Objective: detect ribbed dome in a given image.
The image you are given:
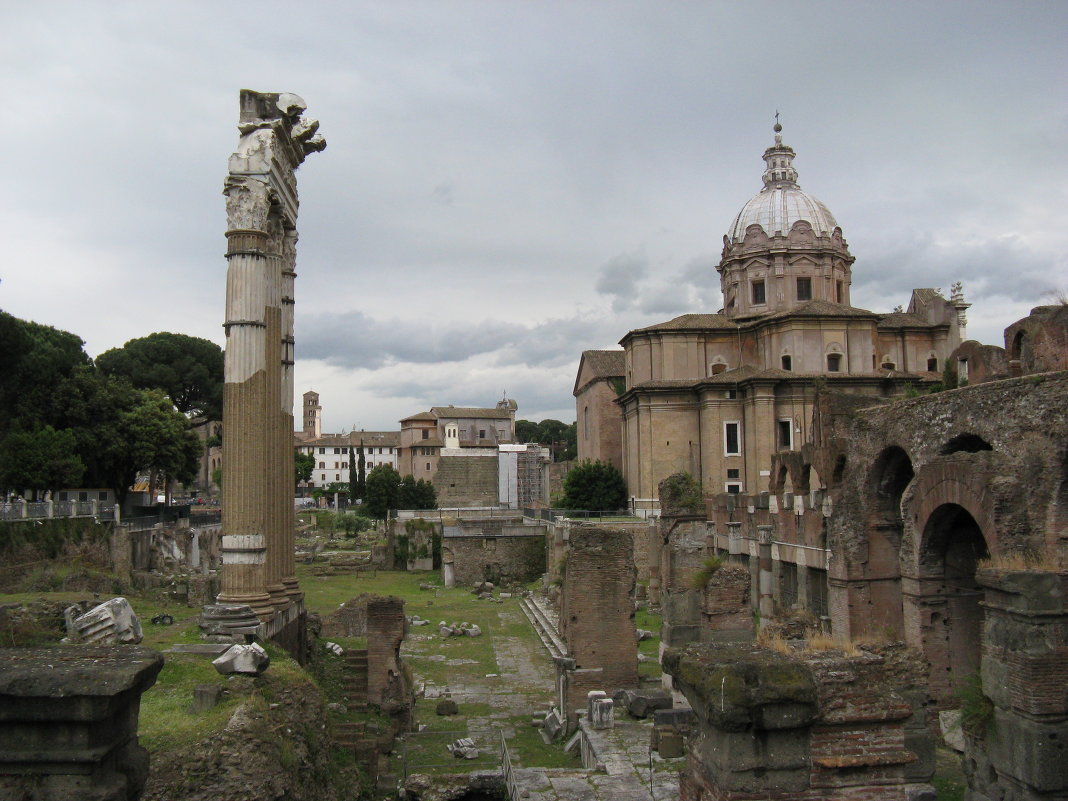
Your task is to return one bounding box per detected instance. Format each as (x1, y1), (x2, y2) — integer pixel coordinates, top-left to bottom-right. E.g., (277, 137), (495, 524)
(727, 129), (839, 242)
(728, 187), (838, 241)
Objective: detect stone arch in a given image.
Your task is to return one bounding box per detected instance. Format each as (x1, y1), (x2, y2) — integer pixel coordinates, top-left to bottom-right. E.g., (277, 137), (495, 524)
(939, 433), (993, 456)
(709, 356), (728, 376)
(901, 462), (997, 706)
(852, 446), (915, 638)
(915, 503), (989, 705)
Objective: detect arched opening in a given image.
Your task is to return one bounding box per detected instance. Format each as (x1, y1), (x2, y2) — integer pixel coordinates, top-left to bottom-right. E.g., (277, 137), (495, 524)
(1009, 330), (1026, 376)
(827, 353), (842, 372)
(871, 446), (914, 521)
(940, 433), (993, 456)
(781, 354), (792, 371)
(710, 362), (727, 375)
(831, 454), (847, 488)
(860, 446), (915, 637)
(919, 504), (989, 704)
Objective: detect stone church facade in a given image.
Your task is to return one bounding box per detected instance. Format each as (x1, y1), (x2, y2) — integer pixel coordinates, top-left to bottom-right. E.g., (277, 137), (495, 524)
(577, 126), (969, 506)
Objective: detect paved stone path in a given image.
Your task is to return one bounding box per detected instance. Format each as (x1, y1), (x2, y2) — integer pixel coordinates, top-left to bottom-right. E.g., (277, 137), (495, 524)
(405, 597), (683, 800)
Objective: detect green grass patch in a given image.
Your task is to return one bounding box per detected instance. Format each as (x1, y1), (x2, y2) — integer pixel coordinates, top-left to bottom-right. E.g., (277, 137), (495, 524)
(138, 654), (242, 752)
(506, 716), (581, 769)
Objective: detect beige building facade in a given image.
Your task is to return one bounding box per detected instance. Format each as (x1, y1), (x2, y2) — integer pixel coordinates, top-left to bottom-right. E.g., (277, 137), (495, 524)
(578, 126), (969, 506)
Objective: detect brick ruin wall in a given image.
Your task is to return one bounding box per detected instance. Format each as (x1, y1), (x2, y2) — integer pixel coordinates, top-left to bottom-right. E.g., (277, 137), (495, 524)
(365, 596), (413, 728)
(443, 532), (546, 586)
(432, 455), (498, 507)
(962, 569), (1068, 800)
(663, 641), (934, 801)
(559, 525), (639, 710)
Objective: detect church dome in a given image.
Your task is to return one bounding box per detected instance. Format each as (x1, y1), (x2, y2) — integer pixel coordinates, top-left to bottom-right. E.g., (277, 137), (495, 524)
(727, 126), (839, 242)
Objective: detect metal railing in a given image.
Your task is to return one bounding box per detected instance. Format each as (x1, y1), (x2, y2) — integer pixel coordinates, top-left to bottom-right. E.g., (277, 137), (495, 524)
(0, 499), (117, 523)
(521, 508), (639, 523)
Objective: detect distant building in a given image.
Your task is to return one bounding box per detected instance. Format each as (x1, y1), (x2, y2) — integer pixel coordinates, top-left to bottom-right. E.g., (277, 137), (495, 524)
(577, 125), (969, 508)
(397, 399), (518, 481)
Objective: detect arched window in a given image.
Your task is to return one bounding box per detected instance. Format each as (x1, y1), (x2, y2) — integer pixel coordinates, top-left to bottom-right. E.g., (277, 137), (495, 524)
(827, 353), (842, 372)
(781, 355), (792, 371)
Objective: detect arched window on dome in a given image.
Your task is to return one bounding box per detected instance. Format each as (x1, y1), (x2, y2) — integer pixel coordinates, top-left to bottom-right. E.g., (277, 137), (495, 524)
(709, 357), (728, 376)
(781, 355), (792, 371)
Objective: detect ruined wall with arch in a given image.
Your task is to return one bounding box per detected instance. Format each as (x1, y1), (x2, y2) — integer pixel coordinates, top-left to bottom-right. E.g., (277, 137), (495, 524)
(810, 372), (1068, 707)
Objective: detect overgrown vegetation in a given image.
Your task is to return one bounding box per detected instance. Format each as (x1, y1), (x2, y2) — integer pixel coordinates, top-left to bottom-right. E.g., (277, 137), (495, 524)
(690, 556), (724, 589)
(661, 472), (704, 515)
(957, 672), (995, 736)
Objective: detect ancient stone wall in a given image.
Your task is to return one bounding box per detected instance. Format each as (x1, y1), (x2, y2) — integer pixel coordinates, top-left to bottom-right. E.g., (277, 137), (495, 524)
(558, 525), (639, 711)
(808, 372), (1068, 706)
(432, 455), (498, 507)
(365, 596), (413, 730)
(963, 568), (1068, 800)
(663, 641), (933, 800)
(1004, 304), (1068, 377)
(442, 532), (545, 586)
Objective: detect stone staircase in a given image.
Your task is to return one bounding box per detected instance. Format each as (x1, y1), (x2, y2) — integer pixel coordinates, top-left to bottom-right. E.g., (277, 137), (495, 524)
(520, 596), (567, 659)
(343, 648), (369, 710)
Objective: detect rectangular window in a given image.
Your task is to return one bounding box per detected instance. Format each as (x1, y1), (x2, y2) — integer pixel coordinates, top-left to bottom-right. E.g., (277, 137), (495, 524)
(724, 421), (740, 456)
(808, 568), (829, 617)
(99, 491), (108, 501)
(368, 462), (374, 468)
(727, 468), (740, 479)
(751, 280), (766, 305)
(422, 430), (429, 439)
(725, 482), (743, 494)
(836, 281), (843, 303)
(320, 473), (326, 481)
(796, 277), (811, 301)
(335, 474), (340, 481)
(780, 562), (799, 607)
(318, 447), (325, 454)
(479, 429), (486, 439)
(426, 462), (431, 471)
(341, 447), (347, 454)
(319, 462), (325, 469)
(827, 353), (842, 372)
(778, 419), (793, 450)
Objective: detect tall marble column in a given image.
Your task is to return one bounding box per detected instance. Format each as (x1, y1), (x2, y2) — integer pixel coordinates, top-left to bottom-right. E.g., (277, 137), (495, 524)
(215, 91), (324, 622)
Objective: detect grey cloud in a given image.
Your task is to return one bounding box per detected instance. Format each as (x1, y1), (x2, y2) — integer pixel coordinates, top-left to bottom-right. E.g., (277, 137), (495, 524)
(299, 311), (525, 369)
(594, 251), (649, 312)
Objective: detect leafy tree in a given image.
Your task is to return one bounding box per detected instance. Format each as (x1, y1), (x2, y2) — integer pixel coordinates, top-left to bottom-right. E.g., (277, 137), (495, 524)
(349, 442), (366, 500)
(0, 312), (90, 438)
(560, 460), (627, 512)
(364, 464), (401, 519)
(295, 452), (315, 487)
(398, 475), (436, 510)
(514, 418), (578, 461)
(211, 466), (222, 490)
(50, 367), (199, 504)
(0, 426), (85, 496)
(96, 332), (224, 421)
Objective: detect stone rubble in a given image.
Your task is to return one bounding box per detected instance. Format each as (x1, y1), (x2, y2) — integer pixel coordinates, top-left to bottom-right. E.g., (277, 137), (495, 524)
(212, 642), (270, 675)
(63, 597), (143, 644)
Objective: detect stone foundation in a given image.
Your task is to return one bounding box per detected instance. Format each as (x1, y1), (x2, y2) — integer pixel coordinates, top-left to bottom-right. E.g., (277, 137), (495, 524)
(962, 569), (1068, 801)
(663, 641), (933, 800)
(0, 645), (163, 801)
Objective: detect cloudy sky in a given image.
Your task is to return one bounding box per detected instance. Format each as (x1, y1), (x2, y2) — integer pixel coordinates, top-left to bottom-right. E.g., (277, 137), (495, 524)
(2, 2), (1065, 432)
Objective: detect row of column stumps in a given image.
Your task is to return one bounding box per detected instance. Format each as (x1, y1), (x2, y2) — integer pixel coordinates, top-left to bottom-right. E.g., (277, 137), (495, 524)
(216, 90), (324, 621)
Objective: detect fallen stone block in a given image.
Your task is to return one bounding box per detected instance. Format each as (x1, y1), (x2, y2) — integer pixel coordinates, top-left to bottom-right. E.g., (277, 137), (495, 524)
(636, 628), (654, 641)
(653, 708), (696, 728)
(212, 642), (270, 675)
(190, 683), (224, 713)
(64, 597), (143, 645)
(325, 641), (344, 656)
(448, 737), (479, 759)
(624, 688), (672, 719)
